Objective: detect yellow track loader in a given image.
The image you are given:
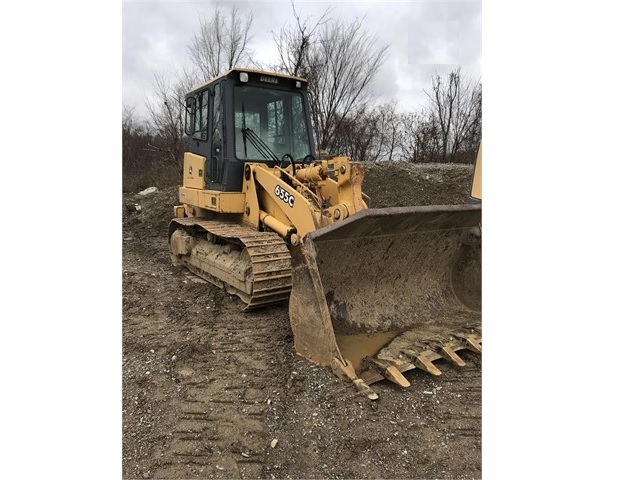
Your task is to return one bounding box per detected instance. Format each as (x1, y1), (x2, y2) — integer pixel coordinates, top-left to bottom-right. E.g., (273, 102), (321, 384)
(169, 68), (481, 399)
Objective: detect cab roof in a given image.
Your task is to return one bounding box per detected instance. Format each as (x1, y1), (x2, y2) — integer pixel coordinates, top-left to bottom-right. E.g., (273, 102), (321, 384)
(188, 67), (308, 95)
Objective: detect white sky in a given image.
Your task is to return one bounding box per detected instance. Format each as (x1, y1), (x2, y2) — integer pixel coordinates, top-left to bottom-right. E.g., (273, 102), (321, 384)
(122, 0), (482, 120)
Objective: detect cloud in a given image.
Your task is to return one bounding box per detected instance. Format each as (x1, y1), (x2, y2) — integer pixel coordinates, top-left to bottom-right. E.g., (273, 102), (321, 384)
(122, 0), (481, 118)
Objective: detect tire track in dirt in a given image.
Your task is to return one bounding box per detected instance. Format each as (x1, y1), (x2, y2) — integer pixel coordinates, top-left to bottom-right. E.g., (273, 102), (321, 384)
(401, 350), (482, 477)
(152, 291), (292, 479)
(123, 235), (481, 479)
(122, 230), (293, 479)
(261, 346), (481, 479)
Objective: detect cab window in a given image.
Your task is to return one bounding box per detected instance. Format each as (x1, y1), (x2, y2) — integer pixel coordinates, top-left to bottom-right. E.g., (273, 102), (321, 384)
(191, 91), (208, 141)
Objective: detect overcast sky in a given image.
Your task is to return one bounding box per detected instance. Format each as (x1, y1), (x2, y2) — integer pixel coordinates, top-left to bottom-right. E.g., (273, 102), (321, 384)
(122, 0), (481, 120)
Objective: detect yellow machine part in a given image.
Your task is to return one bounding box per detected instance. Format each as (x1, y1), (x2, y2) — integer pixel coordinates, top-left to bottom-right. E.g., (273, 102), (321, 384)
(288, 203), (481, 396)
(470, 143), (482, 201)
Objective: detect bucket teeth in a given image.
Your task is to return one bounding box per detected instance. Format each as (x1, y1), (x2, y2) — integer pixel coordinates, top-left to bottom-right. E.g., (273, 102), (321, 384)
(352, 378), (379, 400)
(454, 333), (482, 354)
(414, 355), (442, 376)
(400, 349), (442, 376)
(423, 339), (467, 367)
(385, 365), (411, 388)
(437, 344), (467, 367)
(332, 357), (379, 400)
(370, 359), (410, 388)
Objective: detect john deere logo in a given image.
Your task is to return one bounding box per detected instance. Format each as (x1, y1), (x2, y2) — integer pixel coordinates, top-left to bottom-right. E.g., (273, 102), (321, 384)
(260, 75), (279, 84)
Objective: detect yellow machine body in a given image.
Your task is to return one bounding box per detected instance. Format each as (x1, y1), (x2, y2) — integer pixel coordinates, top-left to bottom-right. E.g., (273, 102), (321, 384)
(169, 68), (481, 398)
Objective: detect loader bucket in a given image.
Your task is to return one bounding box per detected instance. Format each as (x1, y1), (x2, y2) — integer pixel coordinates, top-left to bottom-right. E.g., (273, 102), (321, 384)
(288, 203), (481, 396)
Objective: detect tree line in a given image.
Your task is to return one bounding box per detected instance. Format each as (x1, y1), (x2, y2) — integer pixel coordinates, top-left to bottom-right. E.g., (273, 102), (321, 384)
(123, 2), (481, 191)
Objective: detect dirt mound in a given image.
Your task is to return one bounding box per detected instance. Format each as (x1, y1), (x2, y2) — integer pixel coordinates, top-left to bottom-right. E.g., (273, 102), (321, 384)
(363, 162), (474, 207)
(122, 162), (480, 479)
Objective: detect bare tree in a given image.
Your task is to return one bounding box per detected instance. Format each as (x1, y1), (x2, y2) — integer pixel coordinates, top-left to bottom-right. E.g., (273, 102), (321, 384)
(330, 103), (400, 161)
(123, 102), (184, 191)
(144, 68), (196, 169)
(425, 68), (482, 163)
(188, 3), (254, 81)
(372, 102), (399, 161)
(125, 67), (197, 190)
(310, 18), (388, 153)
(129, 4), (256, 190)
(328, 109), (375, 161)
(144, 4), (255, 172)
(274, 4), (388, 154)
(397, 111), (441, 163)
(122, 105), (145, 174)
(272, 1), (333, 77)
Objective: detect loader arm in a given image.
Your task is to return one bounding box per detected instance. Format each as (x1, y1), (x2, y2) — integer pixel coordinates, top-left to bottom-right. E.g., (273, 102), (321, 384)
(245, 164), (320, 244)
(243, 159), (369, 243)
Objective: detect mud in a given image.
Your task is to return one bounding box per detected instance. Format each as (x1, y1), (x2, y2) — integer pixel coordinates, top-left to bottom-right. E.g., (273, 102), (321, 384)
(123, 161), (481, 479)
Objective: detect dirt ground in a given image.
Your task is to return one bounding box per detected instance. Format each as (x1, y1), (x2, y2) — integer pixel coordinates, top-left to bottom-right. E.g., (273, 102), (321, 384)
(122, 162), (481, 480)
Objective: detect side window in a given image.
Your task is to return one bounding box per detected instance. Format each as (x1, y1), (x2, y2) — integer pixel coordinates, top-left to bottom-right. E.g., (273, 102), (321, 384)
(291, 95), (309, 158)
(212, 83), (222, 155)
(267, 100), (285, 145)
(210, 83), (223, 182)
(184, 96), (195, 136)
(192, 91), (209, 141)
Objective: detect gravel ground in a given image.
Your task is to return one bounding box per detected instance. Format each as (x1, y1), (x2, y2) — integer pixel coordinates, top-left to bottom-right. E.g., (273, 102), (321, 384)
(122, 161), (481, 479)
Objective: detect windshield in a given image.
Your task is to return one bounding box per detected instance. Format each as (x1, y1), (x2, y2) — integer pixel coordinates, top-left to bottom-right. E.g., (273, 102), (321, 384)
(234, 85), (311, 162)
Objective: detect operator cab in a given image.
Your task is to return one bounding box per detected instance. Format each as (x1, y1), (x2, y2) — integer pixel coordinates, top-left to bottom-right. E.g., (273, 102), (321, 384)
(184, 68), (317, 192)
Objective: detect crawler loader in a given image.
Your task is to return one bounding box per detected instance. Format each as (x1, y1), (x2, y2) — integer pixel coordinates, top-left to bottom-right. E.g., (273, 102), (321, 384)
(169, 68), (481, 399)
